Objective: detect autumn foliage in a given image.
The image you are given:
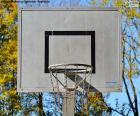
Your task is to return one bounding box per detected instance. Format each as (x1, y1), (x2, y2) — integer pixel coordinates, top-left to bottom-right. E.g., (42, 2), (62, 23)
(0, 0), (21, 115)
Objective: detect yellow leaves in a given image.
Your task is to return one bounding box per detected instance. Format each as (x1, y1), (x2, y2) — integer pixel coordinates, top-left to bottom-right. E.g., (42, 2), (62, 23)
(91, 0), (140, 21)
(8, 25), (18, 39)
(0, 39), (17, 89)
(0, 8), (3, 14)
(0, 96), (6, 100)
(90, 0), (96, 5)
(115, 0), (124, 7)
(0, 0), (17, 12)
(0, 2), (17, 92)
(0, 39), (17, 58)
(91, 0), (109, 7)
(87, 92), (108, 111)
(127, 59), (138, 78)
(0, 77), (7, 84)
(119, 4), (139, 19)
(0, 78), (7, 84)
(88, 92), (99, 103)
(126, 8), (140, 19)
(128, 69), (132, 78)
(98, 0), (109, 7)
(10, 2), (17, 11)
(14, 104), (21, 110)
(2, 87), (16, 97)
(126, 8), (138, 19)
(0, 1), (17, 39)
(0, 73), (13, 84)
(135, 11), (140, 19)
(0, 1), (21, 113)
(138, 31), (140, 38)
(102, 0), (109, 4)
(2, 11), (15, 26)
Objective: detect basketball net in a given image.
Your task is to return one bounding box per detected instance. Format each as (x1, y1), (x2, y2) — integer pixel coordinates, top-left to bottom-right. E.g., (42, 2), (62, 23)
(49, 64), (93, 116)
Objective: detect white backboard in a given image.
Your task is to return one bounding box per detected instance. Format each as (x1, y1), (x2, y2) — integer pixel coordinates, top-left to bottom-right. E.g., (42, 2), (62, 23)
(18, 8), (122, 92)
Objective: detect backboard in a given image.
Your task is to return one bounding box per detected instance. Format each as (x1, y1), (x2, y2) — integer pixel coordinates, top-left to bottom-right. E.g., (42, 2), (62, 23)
(18, 8), (121, 92)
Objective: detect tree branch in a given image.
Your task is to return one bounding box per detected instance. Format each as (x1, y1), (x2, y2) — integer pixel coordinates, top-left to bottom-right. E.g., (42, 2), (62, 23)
(108, 107), (125, 116)
(122, 36), (136, 115)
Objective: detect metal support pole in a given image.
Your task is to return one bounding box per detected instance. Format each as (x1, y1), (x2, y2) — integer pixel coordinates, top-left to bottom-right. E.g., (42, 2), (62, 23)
(63, 90), (75, 116)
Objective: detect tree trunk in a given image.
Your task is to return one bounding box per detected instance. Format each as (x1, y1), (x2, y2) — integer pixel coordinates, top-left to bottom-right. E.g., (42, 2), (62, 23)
(38, 93), (44, 116)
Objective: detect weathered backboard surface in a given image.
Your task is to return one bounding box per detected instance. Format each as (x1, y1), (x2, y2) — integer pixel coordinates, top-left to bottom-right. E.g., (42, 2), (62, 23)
(18, 8), (121, 92)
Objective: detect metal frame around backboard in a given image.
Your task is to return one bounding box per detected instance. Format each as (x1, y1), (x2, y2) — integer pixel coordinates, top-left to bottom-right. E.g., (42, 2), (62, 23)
(17, 8), (122, 92)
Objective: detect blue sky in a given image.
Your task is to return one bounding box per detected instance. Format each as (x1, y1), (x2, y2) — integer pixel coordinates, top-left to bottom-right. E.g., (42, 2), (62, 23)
(105, 77), (140, 115)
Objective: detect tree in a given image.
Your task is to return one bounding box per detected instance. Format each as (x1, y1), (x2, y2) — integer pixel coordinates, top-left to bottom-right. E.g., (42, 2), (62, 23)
(90, 0), (140, 115)
(0, 1), (21, 115)
(0, 1), (41, 115)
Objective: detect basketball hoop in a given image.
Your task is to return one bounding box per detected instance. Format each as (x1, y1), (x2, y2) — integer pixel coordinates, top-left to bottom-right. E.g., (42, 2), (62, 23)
(49, 64), (93, 116)
(49, 64), (92, 90)
(49, 64), (93, 73)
